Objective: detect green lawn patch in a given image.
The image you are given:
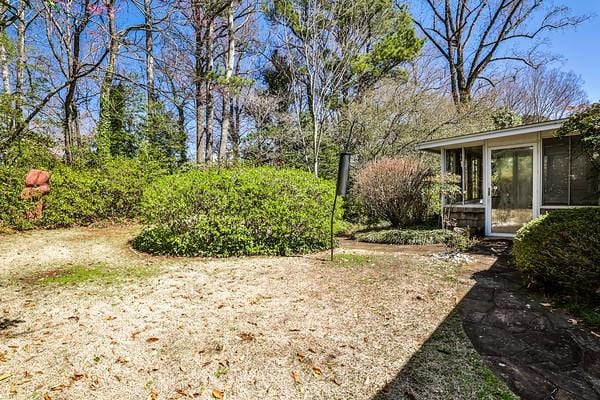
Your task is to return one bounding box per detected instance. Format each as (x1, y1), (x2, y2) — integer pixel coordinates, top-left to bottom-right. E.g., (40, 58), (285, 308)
(30, 263), (158, 286)
(332, 253), (389, 267)
(382, 311), (518, 399)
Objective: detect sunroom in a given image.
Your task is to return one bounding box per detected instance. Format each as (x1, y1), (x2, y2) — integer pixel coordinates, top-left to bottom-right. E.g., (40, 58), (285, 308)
(416, 119), (600, 236)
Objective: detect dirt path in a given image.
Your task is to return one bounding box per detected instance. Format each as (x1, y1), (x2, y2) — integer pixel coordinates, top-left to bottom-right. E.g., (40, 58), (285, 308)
(0, 226), (501, 399)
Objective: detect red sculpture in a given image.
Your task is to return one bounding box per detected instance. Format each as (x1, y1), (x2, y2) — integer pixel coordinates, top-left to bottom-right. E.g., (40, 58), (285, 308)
(20, 169), (51, 219)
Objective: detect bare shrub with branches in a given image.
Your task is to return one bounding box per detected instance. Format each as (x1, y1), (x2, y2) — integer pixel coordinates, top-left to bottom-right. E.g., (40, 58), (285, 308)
(354, 157), (434, 227)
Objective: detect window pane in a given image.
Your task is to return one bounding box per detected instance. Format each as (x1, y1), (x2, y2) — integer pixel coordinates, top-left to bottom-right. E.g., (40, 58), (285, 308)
(464, 146), (483, 204)
(445, 148), (463, 203)
(542, 137), (569, 205)
(570, 136), (600, 205)
(491, 147), (533, 234)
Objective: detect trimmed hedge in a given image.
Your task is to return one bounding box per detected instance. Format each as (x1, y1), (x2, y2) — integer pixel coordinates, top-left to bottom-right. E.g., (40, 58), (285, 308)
(353, 227), (470, 250)
(0, 165), (36, 230)
(513, 208), (600, 298)
(132, 167), (341, 257)
(0, 158), (166, 230)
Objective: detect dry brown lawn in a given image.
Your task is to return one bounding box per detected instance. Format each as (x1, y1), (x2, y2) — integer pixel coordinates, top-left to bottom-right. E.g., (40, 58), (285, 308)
(0, 225), (504, 400)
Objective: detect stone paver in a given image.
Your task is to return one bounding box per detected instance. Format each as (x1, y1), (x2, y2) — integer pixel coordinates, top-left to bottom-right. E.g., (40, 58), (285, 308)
(460, 241), (600, 400)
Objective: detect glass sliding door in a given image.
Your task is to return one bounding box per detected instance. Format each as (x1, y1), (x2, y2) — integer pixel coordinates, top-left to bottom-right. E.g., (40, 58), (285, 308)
(490, 146), (534, 234)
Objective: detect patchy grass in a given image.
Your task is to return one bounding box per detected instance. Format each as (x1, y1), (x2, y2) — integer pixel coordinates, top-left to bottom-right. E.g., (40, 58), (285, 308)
(0, 225), (516, 400)
(331, 253), (395, 267)
(377, 312), (519, 400)
(27, 263), (158, 286)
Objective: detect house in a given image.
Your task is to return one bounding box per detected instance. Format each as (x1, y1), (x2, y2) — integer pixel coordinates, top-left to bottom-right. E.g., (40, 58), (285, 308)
(416, 119), (600, 236)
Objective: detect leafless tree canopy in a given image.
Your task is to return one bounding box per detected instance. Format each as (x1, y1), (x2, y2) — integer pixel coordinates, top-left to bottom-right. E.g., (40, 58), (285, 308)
(412, 0), (587, 109)
(494, 66), (588, 122)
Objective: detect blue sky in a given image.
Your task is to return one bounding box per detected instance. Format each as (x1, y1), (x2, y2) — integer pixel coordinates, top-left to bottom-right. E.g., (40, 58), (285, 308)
(546, 1), (600, 102)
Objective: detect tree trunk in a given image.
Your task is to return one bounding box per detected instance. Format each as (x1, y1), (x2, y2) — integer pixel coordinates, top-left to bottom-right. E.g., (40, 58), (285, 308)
(219, 1), (235, 162)
(231, 100), (240, 160)
(98, 0), (117, 153)
(0, 35), (10, 94)
(63, 3), (88, 163)
(144, 0), (155, 113)
(204, 21), (214, 162)
(15, 0), (25, 119)
(193, 3), (205, 164)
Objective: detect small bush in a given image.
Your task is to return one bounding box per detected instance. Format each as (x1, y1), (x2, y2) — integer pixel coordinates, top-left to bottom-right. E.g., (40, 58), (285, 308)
(353, 227), (470, 250)
(513, 208), (600, 298)
(132, 167), (341, 257)
(353, 157), (434, 227)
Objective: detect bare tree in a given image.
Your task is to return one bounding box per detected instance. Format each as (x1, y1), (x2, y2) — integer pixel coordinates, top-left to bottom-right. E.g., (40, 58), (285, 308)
(0, 1), (10, 93)
(412, 0), (586, 109)
(495, 66), (588, 122)
(218, 0), (235, 162)
(14, 0), (25, 118)
(189, 0), (228, 163)
(41, 0), (109, 162)
(143, 0), (155, 111)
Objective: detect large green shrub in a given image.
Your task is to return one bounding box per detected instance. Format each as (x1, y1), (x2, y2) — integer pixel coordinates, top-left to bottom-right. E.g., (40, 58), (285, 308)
(513, 208), (600, 298)
(0, 157), (166, 229)
(132, 167), (341, 257)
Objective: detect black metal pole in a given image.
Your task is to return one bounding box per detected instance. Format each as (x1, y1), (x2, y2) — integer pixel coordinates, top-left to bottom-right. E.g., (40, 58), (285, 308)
(330, 193), (338, 261)
(331, 152), (351, 261)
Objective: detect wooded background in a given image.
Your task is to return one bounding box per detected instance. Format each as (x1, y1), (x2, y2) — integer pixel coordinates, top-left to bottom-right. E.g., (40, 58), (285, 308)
(0, 0), (590, 176)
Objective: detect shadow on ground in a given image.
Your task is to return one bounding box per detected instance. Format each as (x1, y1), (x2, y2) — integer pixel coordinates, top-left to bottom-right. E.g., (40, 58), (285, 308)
(372, 240), (600, 400)
(0, 318), (24, 331)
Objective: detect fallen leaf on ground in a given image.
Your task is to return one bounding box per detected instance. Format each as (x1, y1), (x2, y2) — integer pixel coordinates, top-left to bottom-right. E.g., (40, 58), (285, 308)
(0, 351), (7, 362)
(70, 373), (85, 382)
(43, 394), (52, 400)
(148, 390), (158, 400)
(291, 371), (301, 384)
(296, 352), (305, 361)
(16, 377), (31, 385)
(50, 383), (70, 391)
(146, 337), (160, 343)
(212, 388), (224, 399)
(131, 331), (141, 339)
(312, 365), (322, 375)
(238, 332), (255, 342)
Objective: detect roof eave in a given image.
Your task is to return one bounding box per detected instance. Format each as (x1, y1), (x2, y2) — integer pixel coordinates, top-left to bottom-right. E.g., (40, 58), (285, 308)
(416, 119), (566, 151)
